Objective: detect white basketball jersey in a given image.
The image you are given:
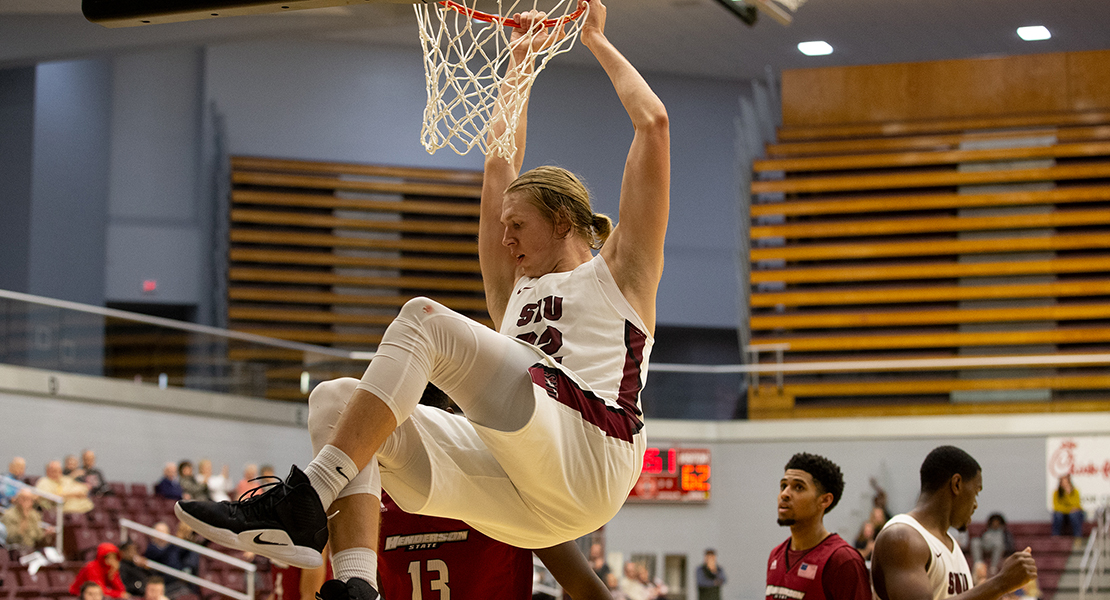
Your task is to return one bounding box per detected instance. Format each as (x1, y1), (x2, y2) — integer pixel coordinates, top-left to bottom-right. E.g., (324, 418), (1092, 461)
(882, 514), (973, 600)
(499, 254), (653, 413)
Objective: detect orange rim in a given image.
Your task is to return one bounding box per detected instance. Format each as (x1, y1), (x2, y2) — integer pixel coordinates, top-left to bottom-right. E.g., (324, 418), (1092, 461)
(438, 0), (589, 28)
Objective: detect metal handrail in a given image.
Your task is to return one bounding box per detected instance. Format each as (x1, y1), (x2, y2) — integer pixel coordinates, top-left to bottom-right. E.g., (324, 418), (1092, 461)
(6, 287), (1110, 376)
(1079, 502), (1108, 600)
(120, 518), (256, 600)
(1, 474), (64, 554)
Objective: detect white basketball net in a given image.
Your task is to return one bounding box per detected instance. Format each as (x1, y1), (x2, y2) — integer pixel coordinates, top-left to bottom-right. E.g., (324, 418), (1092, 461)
(415, 0), (589, 160)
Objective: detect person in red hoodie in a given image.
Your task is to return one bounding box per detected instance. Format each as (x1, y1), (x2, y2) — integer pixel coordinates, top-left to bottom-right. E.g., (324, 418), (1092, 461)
(71, 542), (129, 598)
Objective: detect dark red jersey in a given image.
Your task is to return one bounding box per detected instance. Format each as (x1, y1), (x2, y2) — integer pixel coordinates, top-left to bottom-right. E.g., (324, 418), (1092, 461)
(765, 534), (870, 600)
(378, 492), (533, 600)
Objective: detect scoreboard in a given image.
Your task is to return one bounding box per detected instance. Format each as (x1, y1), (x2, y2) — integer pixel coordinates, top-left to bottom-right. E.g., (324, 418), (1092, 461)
(626, 447), (711, 503)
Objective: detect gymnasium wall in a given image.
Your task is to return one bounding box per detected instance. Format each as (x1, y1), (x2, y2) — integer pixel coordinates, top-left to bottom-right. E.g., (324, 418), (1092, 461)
(2, 39), (747, 329)
(2, 372), (1106, 600)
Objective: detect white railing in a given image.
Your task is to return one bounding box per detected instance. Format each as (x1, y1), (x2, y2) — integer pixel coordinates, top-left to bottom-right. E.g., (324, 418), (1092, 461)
(119, 518), (256, 600)
(1079, 502), (1109, 600)
(1, 474), (64, 554)
(531, 554), (563, 599)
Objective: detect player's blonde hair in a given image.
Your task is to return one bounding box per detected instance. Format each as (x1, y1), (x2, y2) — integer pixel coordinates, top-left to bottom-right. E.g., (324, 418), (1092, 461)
(507, 166), (612, 250)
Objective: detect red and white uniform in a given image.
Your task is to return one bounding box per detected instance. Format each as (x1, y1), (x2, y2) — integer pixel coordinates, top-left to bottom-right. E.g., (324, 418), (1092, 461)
(765, 534), (870, 600)
(377, 492), (532, 600)
(314, 255), (652, 549)
(881, 515), (973, 600)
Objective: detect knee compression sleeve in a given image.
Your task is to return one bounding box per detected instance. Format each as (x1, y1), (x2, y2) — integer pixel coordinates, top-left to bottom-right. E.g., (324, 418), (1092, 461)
(356, 297), (482, 425)
(307, 378), (381, 499)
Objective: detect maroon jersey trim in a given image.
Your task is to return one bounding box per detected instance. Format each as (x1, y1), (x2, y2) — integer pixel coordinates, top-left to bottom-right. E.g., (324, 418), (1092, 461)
(528, 357), (644, 444)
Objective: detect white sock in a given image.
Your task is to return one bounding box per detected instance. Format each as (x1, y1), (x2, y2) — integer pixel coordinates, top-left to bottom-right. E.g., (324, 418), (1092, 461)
(332, 548), (378, 587)
(303, 445), (358, 509)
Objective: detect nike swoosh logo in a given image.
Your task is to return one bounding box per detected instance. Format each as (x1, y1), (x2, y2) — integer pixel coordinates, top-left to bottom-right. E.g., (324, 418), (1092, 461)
(935, 552), (942, 558)
(336, 466), (349, 482)
(253, 533), (287, 547)
(516, 286), (534, 295)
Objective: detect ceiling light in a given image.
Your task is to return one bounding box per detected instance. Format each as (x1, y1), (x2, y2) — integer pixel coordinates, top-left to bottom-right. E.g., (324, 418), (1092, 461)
(798, 41), (833, 56)
(1017, 26), (1051, 41)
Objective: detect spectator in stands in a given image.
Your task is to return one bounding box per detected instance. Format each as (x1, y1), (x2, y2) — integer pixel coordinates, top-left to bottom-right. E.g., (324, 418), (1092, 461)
(79, 581), (105, 600)
(638, 563), (668, 600)
(36, 459), (94, 514)
(696, 549), (726, 600)
(118, 541), (149, 596)
(854, 520), (877, 562)
(144, 576), (170, 600)
(260, 465), (276, 478)
(870, 477), (893, 522)
(65, 454), (85, 478)
(71, 542), (129, 599)
(144, 521), (199, 598)
(197, 460), (231, 502)
(233, 464), (258, 500)
(153, 463), (184, 500)
(619, 562), (649, 600)
(1, 456), (26, 507)
(1, 488), (51, 549)
(590, 542), (613, 587)
(972, 512), (1016, 576)
(178, 461), (208, 502)
(78, 449), (112, 497)
(1051, 474), (1085, 536)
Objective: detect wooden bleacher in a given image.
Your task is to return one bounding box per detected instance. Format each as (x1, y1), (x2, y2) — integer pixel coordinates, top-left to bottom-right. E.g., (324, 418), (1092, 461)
(226, 156), (487, 400)
(748, 51), (1110, 418)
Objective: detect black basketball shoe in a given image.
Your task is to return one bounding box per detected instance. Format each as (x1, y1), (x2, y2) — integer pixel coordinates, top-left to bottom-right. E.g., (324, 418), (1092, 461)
(316, 578), (380, 600)
(175, 465), (328, 568)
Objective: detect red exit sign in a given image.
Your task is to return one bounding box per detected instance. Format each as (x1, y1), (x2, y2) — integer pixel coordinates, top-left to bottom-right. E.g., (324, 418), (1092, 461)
(626, 447), (711, 503)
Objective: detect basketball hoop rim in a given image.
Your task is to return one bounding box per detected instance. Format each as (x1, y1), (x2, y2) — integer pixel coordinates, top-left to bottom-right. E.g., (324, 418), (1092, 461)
(438, 0), (589, 28)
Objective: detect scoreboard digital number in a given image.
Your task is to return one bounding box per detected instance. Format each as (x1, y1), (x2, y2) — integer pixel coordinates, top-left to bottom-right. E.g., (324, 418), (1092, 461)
(626, 447), (711, 503)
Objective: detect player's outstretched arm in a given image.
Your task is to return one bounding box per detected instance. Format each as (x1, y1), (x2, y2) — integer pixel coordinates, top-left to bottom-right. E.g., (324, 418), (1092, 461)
(534, 542), (613, 600)
(582, 0), (669, 333)
(479, 11), (554, 326)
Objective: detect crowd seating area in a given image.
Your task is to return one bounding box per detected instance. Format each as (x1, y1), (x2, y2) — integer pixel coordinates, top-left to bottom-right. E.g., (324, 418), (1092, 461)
(748, 108), (1110, 418)
(964, 520), (1091, 600)
(1, 482), (271, 600)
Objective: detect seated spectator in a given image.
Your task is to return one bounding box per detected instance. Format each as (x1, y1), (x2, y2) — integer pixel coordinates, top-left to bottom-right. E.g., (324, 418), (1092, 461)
(36, 459), (93, 514)
(197, 460), (231, 503)
(233, 464), (258, 500)
(1, 488), (52, 549)
(638, 563), (668, 600)
(64, 454), (85, 478)
(78, 449), (112, 497)
(854, 520), (877, 562)
(79, 581), (106, 600)
(144, 521), (199, 597)
(2, 456), (28, 507)
(972, 512), (1015, 576)
(144, 576), (170, 600)
(118, 541), (149, 596)
(153, 464), (183, 500)
(1052, 474), (1085, 536)
(70, 542), (128, 599)
(620, 562), (649, 600)
(178, 461), (208, 502)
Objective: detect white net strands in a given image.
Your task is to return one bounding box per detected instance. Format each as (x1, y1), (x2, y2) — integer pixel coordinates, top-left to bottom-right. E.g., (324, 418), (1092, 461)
(415, 0), (588, 160)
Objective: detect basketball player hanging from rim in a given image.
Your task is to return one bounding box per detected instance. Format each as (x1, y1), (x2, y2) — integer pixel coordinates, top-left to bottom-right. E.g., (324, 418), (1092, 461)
(176, 1), (669, 598)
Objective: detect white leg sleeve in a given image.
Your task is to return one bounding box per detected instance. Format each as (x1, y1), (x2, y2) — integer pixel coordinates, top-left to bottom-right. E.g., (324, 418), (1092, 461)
(307, 377), (381, 500)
